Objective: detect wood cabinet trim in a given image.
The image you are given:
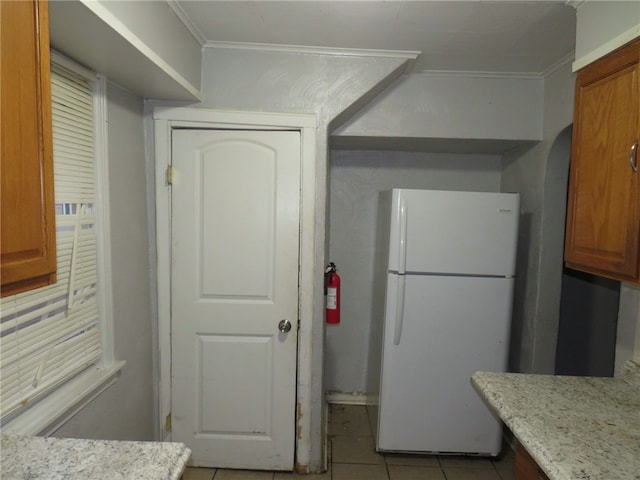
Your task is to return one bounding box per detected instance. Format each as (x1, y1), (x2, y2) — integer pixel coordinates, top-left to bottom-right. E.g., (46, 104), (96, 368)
(577, 38), (640, 86)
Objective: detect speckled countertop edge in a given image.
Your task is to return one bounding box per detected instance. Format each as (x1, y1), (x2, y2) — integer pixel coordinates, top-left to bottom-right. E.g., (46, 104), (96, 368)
(471, 361), (640, 480)
(0, 435), (192, 480)
(623, 360), (640, 386)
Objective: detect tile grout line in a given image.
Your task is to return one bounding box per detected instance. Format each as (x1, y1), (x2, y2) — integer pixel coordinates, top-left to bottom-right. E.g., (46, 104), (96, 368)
(330, 436), (333, 480)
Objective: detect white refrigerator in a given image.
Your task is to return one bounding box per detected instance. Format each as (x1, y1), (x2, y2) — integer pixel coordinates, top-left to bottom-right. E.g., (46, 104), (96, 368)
(372, 189), (519, 456)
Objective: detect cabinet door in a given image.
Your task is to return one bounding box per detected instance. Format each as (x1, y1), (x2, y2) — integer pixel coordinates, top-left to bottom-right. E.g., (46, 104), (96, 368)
(515, 443), (550, 480)
(565, 39), (640, 282)
(1, 0), (56, 296)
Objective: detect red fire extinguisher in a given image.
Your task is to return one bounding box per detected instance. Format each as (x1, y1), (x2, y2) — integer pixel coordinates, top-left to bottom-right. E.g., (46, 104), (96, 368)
(325, 262), (340, 324)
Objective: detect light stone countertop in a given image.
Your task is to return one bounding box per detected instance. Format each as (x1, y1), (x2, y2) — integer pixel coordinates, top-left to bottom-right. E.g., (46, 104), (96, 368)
(0, 435), (191, 480)
(471, 361), (640, 480)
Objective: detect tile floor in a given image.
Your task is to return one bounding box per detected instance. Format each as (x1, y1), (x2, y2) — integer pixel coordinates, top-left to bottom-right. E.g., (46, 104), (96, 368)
(183, 404), (516, 480)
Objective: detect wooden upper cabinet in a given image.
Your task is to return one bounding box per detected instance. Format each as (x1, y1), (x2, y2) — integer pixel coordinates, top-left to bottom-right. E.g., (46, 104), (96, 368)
(1, 0), (57, 297)
(565, 38), (640, 282)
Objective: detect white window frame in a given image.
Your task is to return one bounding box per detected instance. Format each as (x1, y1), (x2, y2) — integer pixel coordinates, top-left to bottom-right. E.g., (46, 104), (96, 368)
(2, 52), (125, 436)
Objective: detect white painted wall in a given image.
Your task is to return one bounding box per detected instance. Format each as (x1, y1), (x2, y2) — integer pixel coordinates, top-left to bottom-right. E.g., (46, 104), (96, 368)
(326, 150), (502, 394)
(54, 83), (154, 440)
(88, 0), (202, 90)
(573, 0), (640, 70)
(501, 60), (575, 374)
(333, 73), (543, 143)
(194, 45), (410, 472)
(49, 0), (202, 100)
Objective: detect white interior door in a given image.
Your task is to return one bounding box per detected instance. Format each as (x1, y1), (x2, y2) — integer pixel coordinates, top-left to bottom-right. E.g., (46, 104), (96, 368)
(170, 129), (300, 470)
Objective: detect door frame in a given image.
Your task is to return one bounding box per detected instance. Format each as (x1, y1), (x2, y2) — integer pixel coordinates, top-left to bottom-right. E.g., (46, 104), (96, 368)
(153, 107), (317, 468)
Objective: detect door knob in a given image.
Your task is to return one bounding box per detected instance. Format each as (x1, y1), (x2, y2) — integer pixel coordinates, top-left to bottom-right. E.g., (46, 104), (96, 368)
(278, 319), (292, 333)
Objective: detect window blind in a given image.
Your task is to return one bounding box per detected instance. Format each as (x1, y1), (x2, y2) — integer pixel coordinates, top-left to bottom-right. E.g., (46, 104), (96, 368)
(0, 64), (102, 420)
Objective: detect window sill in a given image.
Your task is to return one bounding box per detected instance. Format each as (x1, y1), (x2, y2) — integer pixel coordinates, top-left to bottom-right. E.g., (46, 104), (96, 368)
(2, 361), (126, 436)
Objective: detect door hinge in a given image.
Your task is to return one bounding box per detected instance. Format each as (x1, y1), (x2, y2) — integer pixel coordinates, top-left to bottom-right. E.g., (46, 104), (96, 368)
(166, 166), (174, 186)
(165, 413), (172, 432)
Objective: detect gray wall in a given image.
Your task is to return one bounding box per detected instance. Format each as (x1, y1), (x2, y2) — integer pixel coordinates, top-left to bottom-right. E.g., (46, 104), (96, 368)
(501, 61), (575, 374)
(615, 284), (640, 375)
(555, 270), (620, 377)
(55, 82), (154, 441)
(574, 1), (640, 67)
(326, 149), (502, 394)
(333, 73), (543, 143)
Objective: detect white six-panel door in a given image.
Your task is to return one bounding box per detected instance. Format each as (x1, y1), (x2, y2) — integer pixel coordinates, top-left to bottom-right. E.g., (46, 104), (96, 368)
(170, 129), (300, 470)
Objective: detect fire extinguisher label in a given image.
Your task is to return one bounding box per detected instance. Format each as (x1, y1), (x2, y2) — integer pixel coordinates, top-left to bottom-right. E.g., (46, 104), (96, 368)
(326, 287), (337, 309)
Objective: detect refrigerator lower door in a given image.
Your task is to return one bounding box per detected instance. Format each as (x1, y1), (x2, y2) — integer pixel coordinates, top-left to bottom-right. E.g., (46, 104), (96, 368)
(377, 274), (514, 455)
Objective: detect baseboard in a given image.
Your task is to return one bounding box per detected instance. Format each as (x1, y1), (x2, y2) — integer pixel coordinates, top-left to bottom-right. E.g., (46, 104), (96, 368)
(325, 391), (372, 405)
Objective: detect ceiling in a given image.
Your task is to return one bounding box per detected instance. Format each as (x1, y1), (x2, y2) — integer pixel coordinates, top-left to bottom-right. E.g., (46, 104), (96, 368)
(176, 0), (577, 74)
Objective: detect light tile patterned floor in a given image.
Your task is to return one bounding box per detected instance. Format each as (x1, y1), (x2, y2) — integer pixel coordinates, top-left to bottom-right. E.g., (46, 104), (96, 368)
(183, 405), (516, 480)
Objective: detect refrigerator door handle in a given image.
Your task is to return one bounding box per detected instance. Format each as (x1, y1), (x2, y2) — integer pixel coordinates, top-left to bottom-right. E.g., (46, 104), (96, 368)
(393, 275), (406, 345)
(398, 197), (408, 274)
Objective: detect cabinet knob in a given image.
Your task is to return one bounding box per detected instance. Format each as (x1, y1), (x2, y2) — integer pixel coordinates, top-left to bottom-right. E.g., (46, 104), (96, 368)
(630, 140), (639, 173)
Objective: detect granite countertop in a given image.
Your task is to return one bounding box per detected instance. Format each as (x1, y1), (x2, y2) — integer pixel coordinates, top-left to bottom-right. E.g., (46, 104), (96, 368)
(471, 361), (640, 480)
(1, 435), (191, 480)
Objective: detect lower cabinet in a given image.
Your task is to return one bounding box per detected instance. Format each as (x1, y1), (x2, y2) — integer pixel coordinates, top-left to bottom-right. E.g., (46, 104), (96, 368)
(515, 443), (550, 480)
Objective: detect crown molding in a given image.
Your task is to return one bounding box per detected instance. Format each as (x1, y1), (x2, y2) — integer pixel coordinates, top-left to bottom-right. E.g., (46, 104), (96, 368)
(565, 1), (585, 9)
(204, 41), (420, 62)
(542, 51), (575, 77)
(573, 25), (640, 71)
(410, 69), (542, 80)
(166, 0), (207, 47)
(410, 51), (576, 80)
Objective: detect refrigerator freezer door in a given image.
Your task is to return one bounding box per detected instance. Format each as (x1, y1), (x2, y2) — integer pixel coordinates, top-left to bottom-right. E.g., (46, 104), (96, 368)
(387, 189), (519, 277)
(377, 274), (514, 454)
